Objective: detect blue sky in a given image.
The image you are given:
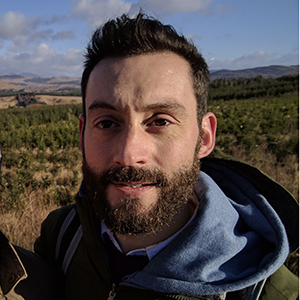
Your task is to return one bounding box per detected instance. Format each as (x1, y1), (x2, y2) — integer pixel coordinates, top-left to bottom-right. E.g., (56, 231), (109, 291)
(0, 0), (298, 77)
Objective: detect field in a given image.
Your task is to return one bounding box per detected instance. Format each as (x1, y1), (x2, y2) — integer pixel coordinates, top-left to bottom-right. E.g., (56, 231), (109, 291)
(0, 94), (81, 109)
(0, 88), (298, 275)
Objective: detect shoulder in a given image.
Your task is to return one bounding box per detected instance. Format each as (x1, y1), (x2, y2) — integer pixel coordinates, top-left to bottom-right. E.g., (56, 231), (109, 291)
(34, 204), (76, 261)
(260, 264), (299, 300)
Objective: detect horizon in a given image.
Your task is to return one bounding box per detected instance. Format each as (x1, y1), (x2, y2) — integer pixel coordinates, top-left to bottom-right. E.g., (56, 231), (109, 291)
(0, 64), (298, 79)
(1, 0), (299, 77)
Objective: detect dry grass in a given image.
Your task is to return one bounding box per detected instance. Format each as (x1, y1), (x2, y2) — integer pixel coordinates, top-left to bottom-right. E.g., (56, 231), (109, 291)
(0, 95), (81, 109)
(0, 189), (60, 251)
(36, 95), (81, 106)
(0, 96), (18, 109)
(221, 145), (299, 202)
(0, 147), (82, 250)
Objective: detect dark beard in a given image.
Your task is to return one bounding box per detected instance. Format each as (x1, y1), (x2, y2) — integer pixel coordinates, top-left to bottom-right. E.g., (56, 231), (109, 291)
(82, 158), (201, 236)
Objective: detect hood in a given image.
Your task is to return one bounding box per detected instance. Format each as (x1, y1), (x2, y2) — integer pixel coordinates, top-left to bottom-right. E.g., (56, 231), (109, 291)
(120, 159), (293, 297)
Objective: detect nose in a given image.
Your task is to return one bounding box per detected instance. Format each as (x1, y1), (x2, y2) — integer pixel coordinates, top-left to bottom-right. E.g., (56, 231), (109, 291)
(113, 125), (152, 167)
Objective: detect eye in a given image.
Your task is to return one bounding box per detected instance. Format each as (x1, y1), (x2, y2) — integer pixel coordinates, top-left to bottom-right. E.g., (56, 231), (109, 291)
(96, 120), (117, 129)
(152, 119), (170, 127)
(147, 117), (172, 128)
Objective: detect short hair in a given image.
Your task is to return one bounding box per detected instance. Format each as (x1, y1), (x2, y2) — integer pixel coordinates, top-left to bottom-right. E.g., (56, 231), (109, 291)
(81, 13), (209, 128)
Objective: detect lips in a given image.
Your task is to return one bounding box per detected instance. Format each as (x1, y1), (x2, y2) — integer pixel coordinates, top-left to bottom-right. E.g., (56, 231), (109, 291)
(109, 181), (157, 196)
(114, 182), (155, 188)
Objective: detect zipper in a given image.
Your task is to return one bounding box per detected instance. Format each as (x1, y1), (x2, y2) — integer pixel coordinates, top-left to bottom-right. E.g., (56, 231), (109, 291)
(107, 284), (116, 300)
(93, 213), (117, 297)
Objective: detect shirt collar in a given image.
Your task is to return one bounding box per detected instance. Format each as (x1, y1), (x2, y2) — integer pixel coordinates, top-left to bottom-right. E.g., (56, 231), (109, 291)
(101, 203), (198, 260)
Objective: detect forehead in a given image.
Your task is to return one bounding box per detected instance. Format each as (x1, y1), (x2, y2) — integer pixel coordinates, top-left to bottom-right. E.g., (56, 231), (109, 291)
(85, 52), (196, 111)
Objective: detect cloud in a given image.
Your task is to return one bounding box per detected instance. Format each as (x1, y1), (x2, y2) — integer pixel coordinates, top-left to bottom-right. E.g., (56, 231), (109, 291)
(52, 31), (76, 41)
(71, 0), (224, 28)
(42, 14), (70, 25)
(0, 11), (40, 40)
(72, 0), (131, 27)
(130, 0), (214, 15)
(9, 36), (31, 52)
(0, 43), (83, 77)
(34, 43), (56, 58)
(208, 51), (299, 70)
(0, 11), (76, 52)
(186, 33), (203, 42)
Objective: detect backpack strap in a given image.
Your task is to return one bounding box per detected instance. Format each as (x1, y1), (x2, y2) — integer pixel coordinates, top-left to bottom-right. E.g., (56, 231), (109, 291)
(55, 207), (82, 274)
(225, 279), (266, 300)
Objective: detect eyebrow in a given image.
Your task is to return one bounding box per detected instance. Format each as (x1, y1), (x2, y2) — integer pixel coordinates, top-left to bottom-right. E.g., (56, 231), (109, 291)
(88, 101), (118, 112)
(88, 100), (186, 113)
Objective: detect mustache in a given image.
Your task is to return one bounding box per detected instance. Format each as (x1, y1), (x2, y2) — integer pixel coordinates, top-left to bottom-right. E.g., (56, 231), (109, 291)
(102, 166), (168, 187)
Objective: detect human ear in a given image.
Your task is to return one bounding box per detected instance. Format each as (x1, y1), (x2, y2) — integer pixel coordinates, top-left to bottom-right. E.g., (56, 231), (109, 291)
(79, 114), (85, 153)
(197, 112), (217, 159)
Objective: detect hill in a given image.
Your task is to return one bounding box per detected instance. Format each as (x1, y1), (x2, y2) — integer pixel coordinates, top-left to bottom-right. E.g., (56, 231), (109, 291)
(0, 80), (22, 91)
(0, 75), (81, 93)
(210, 65), (298, 81)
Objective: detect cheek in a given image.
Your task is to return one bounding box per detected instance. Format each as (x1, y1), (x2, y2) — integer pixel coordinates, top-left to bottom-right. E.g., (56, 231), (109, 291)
(83, 136), (108, 169)
(155, 132), (199, 170)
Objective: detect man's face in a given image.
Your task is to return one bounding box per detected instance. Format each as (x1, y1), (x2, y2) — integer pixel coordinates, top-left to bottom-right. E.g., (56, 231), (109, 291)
(80, 52), (215, 235)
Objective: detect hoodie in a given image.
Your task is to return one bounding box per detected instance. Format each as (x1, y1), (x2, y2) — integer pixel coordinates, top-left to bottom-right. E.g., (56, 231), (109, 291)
(118, 170), (289, 296)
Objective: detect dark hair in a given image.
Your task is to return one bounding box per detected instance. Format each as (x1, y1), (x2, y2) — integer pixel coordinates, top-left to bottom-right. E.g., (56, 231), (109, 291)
(81, 13), (209, 128)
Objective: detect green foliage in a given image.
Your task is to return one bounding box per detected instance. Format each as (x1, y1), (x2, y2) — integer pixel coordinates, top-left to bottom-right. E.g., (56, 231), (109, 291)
(209, 75), (299, 101)
(208, 94), (299, 161)
(15, 93), (42, 107)
(0, 104), (83, 208)
(0, 147), (82, 209)
(0, 103), (82, 138)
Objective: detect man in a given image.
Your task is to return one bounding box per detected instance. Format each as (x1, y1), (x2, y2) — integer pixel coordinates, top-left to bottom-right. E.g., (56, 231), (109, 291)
(1, 13), (298, 300)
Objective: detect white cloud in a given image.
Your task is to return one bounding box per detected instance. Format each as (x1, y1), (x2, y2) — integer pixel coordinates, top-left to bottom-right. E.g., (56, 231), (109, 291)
(0, 11), (75, 52)
(34, 43), (56, 57)
(72, 0), (131, 27)
(208, 51), (299, 70)
(6, 29), (75, 52)
(0, 11), (39, 40)
(0, 44), (83, 77)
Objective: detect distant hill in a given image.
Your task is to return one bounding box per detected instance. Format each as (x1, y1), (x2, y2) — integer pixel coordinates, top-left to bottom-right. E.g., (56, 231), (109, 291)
(210, 65), (299, 81)
(0, 80), (21, 91)
(0, 75), (81, 93)
(0, 65), (298, 93)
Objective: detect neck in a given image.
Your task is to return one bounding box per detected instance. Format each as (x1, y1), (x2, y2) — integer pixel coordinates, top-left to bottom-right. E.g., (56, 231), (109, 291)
(115, 199), (196, 254)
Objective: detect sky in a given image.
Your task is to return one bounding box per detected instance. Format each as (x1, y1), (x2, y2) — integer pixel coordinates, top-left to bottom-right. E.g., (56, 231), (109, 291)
(0, 0), (298, 77)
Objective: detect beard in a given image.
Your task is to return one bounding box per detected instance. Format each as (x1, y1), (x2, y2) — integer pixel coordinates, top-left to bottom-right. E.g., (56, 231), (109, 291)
(82, 154), (201, 236)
